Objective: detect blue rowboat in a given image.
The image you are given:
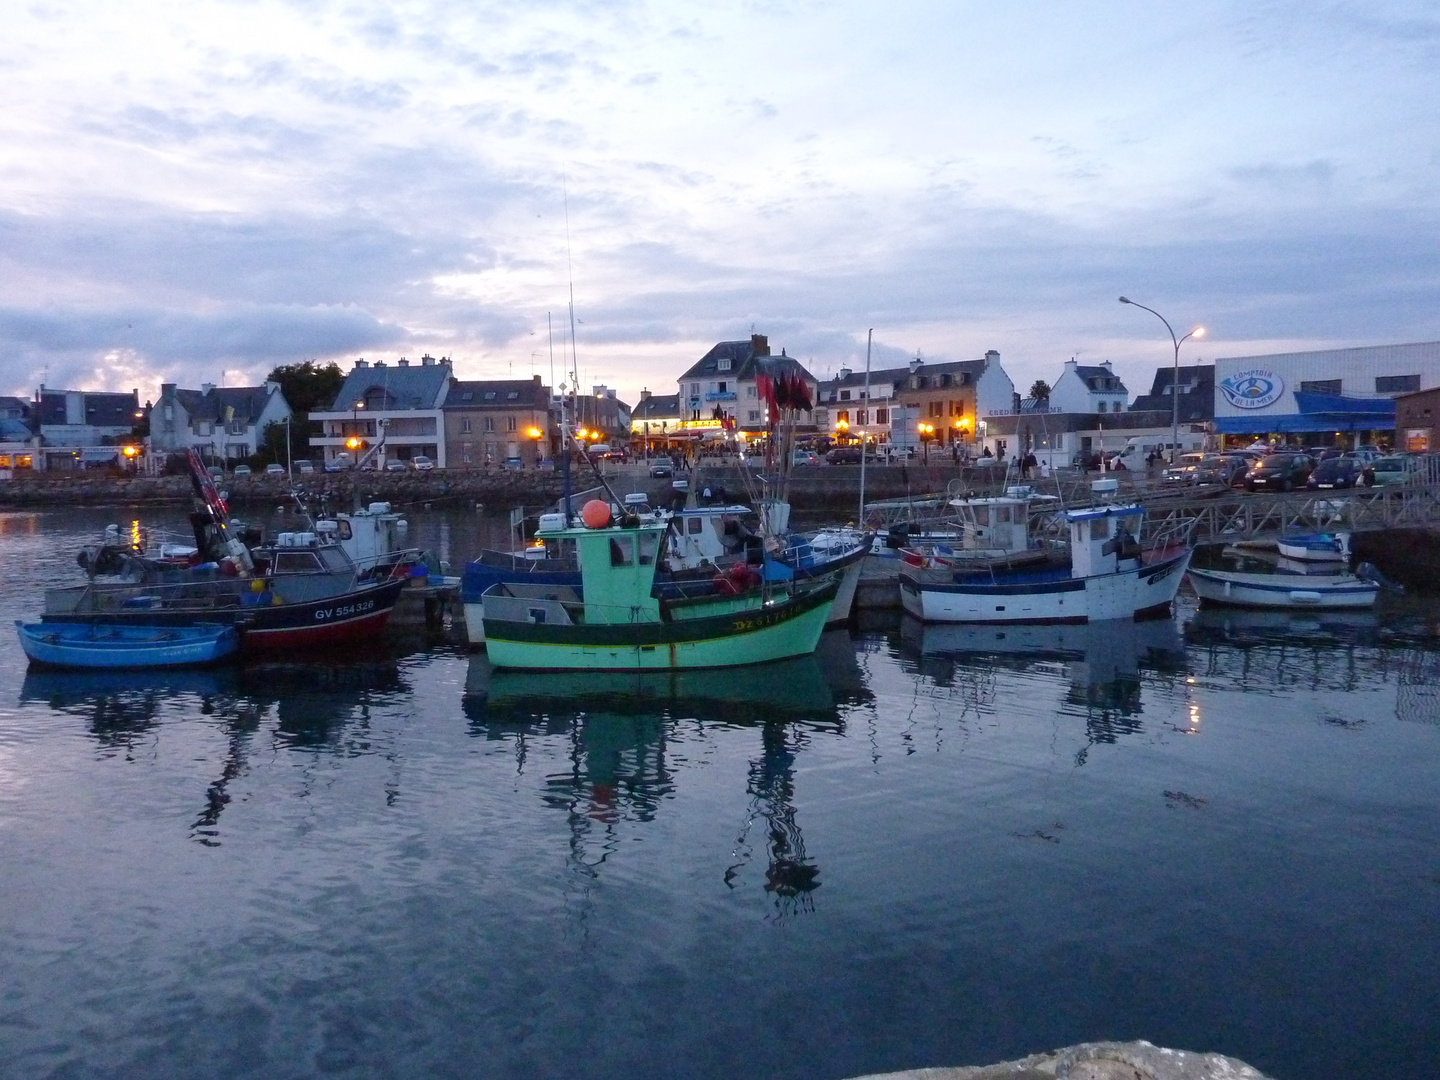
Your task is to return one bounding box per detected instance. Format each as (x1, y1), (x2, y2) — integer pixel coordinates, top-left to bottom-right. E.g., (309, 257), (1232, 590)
(15, 620), (239, 669)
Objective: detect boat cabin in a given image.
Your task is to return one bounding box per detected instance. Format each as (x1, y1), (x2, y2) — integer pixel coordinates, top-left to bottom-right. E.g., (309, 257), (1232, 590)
(947, 496), (1033, 556)
(318, 502), (409, 571)
(485, 519), (670, 627)
(1066, 504), (1144, 578)
(667, 503), (760, 568)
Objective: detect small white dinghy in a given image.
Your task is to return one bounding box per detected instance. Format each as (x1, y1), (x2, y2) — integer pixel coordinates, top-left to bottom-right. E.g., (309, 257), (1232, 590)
(1276, 532), (1351, 563)
(1186, 566), (1379, 609)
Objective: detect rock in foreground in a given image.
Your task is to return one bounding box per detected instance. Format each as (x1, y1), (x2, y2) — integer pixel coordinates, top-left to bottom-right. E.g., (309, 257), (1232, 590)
(847, 1040), (1269, 1080)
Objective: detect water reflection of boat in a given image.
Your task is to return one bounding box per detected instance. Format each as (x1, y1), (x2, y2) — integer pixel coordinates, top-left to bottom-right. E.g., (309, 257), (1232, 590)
(464, 645), (843, 918)
(901, 615), (1185, 669)
(1184, 605), (1382, 647)
(466, 650), (838, 725)
(21, 655), (407, 843)
(898, 615), (1186, 739)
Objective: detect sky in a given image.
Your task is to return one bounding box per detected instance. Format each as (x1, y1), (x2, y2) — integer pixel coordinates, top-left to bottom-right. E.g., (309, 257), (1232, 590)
(2, 0), (1438, 408)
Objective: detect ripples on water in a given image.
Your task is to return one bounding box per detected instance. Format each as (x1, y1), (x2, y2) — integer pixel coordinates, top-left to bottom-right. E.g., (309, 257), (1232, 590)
(1, 508), (1438, 1080)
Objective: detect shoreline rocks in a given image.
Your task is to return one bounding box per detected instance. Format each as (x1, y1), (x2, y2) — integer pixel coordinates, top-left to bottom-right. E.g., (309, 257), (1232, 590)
(845, 1040), (1270, 1080)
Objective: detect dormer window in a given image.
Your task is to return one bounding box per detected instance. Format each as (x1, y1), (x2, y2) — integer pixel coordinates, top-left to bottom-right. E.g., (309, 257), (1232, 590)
(840, 389), (851, 400)
(717, 358), (732, 372)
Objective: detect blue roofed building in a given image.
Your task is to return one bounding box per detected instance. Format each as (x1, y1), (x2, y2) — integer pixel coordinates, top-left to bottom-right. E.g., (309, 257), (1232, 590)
(312, 355), (454, 468)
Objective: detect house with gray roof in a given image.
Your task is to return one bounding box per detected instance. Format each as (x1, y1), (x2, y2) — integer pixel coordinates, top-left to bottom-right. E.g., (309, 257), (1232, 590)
(35, 387), (141, 448)
(442, 375), (553, 467)
(1047, 360), (1130, 415)
(311, 355), (453, 468)
(151, 380), (293, 462)
(676, 334), (817, 438)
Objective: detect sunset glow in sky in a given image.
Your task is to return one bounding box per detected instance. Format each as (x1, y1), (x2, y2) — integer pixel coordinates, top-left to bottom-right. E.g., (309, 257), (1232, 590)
(3, 0), (1437, 404)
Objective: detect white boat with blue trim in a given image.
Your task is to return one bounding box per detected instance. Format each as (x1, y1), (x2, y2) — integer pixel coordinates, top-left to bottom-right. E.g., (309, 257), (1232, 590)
(1186, 565), (1379, 609)
(1276, 532), (1351, 563)
(899, 501), (1191, 624)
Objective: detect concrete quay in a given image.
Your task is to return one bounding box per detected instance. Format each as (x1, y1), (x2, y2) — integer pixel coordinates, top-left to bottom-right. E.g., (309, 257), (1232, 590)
(846, 1040), (1268, 1080)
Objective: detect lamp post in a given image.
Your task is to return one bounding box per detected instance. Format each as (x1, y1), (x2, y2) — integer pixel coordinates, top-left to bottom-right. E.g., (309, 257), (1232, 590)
(1118, 297), (1204, 464)
(918, 422), (934, 463)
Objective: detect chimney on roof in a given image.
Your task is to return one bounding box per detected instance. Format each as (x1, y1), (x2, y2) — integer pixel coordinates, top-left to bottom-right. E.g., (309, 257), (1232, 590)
(751, 334), (770, 357)
(640, 388), (651, 401)
(985, 350), (1000, 364)
(838, 367), (851, 381)
(421, 354), (435, 366)
(398, 357), (409, 367)
(374, 360), (386, 367)
(201, 383), (215, 395)
(909, 356), (923, 374)
(264, 380), (279, 394)
(356, 359), (369, 369)
(533, 374), (542, 386)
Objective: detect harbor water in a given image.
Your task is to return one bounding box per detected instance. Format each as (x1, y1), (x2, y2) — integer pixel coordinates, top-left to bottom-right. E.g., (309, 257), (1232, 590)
(1, 507), (1438, 1079)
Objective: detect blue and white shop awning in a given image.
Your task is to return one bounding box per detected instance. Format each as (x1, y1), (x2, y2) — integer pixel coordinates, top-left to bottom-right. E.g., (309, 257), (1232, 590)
(1216, 392), (1395, 434)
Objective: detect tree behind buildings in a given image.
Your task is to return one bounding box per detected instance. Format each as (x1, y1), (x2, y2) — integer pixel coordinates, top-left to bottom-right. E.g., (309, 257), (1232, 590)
(266, 360), (345, 460)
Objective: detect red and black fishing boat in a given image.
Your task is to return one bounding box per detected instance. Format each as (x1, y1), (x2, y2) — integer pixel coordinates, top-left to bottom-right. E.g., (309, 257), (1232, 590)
(42, 450), (409, 652)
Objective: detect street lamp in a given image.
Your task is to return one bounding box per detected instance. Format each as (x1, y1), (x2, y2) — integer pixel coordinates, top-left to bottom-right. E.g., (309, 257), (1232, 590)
(527, 425), (543, 467)
(918, 421), (934, 463)
(1118, 297), (1204, 464)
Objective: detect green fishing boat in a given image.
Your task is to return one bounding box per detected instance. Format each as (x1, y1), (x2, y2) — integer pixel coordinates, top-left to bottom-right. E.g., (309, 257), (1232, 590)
(481, 511), (838, 671)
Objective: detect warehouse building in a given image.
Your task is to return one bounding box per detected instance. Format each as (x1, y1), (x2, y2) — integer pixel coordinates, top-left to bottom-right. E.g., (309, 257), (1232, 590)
(1213, 341), (1440, 448)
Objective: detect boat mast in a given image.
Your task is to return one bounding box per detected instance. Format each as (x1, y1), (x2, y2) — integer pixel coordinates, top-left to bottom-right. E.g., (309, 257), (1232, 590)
(858, 328), (872, 522)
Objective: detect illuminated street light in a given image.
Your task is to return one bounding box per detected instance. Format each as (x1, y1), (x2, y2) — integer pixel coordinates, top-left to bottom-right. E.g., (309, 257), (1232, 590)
(1119, 297), (1204, 464)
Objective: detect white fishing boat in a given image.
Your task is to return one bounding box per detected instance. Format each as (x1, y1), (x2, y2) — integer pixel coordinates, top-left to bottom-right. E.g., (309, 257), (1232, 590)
(1186, 565), (1379, 609)
(898, 494), (1060, 570)
(1276, 532), (1351, 563)
(899, 500), (1190, 624)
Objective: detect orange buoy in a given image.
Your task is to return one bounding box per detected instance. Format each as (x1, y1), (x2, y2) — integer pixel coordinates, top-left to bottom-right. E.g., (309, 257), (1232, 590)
(581, 499), (612, 528)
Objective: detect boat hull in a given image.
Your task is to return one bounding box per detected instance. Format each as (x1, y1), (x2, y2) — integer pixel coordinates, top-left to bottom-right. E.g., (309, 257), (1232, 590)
(42, 578), (407, 653)
(15, 620), (239, 669)
(484, 580), (838, 671)
(899, 550), (1191, 624)
(1187, 566), (1379, 609)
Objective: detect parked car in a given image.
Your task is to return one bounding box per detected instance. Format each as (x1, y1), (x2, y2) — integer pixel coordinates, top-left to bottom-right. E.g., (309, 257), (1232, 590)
(207, 465), (225, 479)
(1245, 453), (1314, 492)
(826, 447), (863, 465)
(325, 452), (352, 472)
(649, 460), (674, 478)
(233, 464), (252, 476)
(1369, 454), (1420, 487)
(792, 449), (819, 467)
(1306, 456), (1365, 490)
(1348, 447), (1384, 466)
(1160, 453), (1206, 484)
(265, 463), (285, 476)
(385, 459), (407, 472)
(1193, 454), (1252, 487)
(410, 455), (435, 471)
(295, 460), (315, 474)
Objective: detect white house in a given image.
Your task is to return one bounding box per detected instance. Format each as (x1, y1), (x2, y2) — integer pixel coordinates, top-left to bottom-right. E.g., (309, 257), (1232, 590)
(151, 381), (294, 462)
(312, 355), (453, 468)
(1046, 360), (1130, 415)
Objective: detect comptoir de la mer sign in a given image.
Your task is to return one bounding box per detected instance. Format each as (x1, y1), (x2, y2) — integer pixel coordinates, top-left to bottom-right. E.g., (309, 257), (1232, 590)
(1218, 369), (1285, 410)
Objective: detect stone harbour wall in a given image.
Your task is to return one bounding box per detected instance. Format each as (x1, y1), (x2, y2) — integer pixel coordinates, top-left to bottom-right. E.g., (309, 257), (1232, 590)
(846, 1040), (1270, 1080)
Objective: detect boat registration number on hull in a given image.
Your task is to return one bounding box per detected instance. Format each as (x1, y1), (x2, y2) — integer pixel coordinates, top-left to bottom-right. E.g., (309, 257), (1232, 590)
(315, 598), (378, 621)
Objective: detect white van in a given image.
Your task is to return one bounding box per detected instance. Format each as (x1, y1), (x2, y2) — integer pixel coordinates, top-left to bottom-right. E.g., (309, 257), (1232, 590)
(1113, 434), (1207, 469)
